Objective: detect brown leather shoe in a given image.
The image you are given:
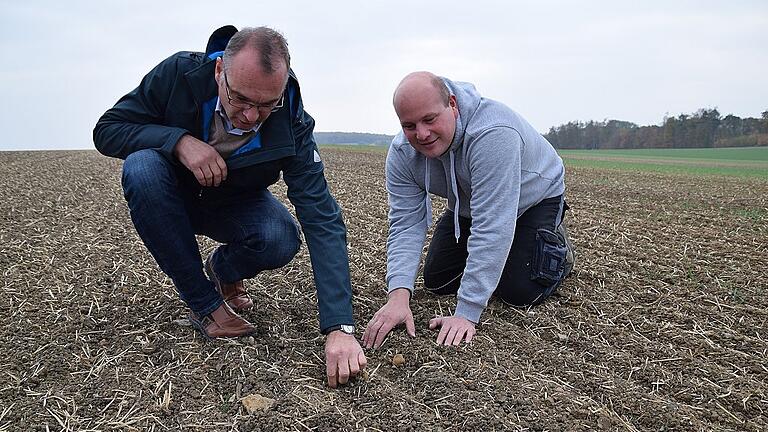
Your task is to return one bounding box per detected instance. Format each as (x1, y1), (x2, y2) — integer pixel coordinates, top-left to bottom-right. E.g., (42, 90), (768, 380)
(189, 303), (255, 339)
(205, 251), (254, 312)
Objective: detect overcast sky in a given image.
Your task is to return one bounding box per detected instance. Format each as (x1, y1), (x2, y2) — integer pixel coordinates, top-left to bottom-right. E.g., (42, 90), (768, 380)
(1, 0), (766, 150)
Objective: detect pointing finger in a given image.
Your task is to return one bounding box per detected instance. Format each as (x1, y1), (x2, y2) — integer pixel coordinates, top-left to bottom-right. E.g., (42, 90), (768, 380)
(373, 321), (394, 349)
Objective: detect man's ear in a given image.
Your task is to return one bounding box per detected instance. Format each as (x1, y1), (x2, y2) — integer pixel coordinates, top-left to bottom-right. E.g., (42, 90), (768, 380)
(214, 57), (223, 82)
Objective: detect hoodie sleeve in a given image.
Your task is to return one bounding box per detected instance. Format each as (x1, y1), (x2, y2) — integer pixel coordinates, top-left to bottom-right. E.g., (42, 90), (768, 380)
(385, 146), (428, 293)
(454, 127), (523, 323)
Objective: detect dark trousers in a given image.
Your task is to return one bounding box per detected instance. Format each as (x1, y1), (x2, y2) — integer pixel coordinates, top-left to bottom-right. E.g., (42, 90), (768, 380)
(423, 195), (569, 306)
(121, 149), (302, 317)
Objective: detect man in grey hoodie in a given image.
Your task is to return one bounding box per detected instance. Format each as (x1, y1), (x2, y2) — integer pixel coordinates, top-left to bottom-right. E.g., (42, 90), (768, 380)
(362, 72), (574, 348)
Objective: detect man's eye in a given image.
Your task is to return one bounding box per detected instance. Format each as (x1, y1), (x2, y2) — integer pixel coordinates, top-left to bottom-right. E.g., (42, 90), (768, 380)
(403, 125), (415, 131)
(424, 117), (436, 124)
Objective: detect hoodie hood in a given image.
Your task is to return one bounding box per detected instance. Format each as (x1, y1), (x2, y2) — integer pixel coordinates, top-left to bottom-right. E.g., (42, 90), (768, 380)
(444, 79), (482, 155)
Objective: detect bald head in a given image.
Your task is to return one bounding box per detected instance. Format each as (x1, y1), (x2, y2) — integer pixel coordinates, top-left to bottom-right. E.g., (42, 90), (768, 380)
(393, 71), (451, 110)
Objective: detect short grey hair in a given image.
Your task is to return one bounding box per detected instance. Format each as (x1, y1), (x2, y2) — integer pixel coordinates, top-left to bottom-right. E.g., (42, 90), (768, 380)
(223, 27), (290, 74)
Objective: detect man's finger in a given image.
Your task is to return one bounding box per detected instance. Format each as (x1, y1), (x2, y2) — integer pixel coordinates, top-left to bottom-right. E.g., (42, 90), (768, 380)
(211, 163), (223, 187)
(337, 359), (350, 385)
(363, 317), (380, 346)
(358, 351), (368, 369)
(451, 328), (466, 346)
(465, 327), (476, 344)
(194, 167), (207, 186)
(204, 166), (215, 187)
(199, 166), (211, 187)
(349, 355), (360, 377)
(405, 314), (416, 337)
(444, 327), (459, 346)
(373, 321), (394, 349)
(326, 358), (338, 389)
(216, 157), (228, 182)
(362, 318), (379, 348)
(429, 317), (442, 330)
(436, 324), (449, 345)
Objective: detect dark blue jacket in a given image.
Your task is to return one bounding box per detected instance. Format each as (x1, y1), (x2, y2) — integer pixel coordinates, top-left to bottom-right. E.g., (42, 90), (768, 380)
(93, 26), (353, 332)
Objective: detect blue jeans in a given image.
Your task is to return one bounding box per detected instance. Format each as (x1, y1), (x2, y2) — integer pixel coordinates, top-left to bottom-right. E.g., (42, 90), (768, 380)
(121, 149), (302, 316)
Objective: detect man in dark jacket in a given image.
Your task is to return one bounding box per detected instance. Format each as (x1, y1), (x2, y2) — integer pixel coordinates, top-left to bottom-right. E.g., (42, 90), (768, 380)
(93, 26), (365, 388)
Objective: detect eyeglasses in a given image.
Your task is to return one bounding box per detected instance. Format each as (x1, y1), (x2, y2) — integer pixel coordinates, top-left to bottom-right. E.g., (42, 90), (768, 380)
(223, 70), (284, 112)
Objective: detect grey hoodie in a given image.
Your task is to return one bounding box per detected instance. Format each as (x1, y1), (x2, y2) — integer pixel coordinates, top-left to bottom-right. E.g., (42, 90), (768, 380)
(385, 78), (565, 322)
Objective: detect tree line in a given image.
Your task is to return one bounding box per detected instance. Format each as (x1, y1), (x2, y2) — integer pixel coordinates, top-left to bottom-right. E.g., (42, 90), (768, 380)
(544, 109), (768, 149)
(314, 132), (393, 146)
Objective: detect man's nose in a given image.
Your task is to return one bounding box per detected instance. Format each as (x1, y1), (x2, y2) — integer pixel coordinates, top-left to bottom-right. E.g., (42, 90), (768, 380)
(416, 124), (430, 141)
(243, 106), (267, 123)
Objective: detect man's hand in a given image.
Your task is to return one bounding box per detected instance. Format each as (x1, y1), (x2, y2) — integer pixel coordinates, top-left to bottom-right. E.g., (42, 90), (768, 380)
(173, 135), (228, 187)
(325, 331), (367, 388)
(362, 288), (415, 349)
(429, 315), (476, 346)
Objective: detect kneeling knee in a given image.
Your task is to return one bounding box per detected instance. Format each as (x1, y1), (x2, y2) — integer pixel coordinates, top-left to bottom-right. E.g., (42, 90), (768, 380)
(122, 150), (175, 199)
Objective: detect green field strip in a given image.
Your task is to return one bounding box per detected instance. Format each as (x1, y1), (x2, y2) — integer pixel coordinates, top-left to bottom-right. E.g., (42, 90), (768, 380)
(561, 156), (768, 179)
(558, 147), (768, 162)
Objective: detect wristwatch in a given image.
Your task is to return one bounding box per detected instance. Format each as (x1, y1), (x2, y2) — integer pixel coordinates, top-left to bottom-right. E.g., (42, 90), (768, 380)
(323, 324), (355, 335)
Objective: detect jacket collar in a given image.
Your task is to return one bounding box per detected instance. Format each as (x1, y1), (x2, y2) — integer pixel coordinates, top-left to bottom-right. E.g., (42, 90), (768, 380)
(184, 59), (219, 105)
(182, 24), (237, 105)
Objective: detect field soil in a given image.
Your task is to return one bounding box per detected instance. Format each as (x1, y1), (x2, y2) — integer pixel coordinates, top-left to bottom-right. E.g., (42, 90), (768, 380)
(1, 149), (767, 431)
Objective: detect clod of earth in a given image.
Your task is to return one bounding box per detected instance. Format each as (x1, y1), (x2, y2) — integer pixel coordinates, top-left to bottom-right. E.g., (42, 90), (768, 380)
(241, 394), (275, 414)
(392, 353), (405, 366)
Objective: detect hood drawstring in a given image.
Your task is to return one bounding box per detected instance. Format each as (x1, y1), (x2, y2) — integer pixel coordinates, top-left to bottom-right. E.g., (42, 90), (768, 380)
(424, 161), (432, 228)
(449, 151), (461, 243)
(423, 152), (461, 242)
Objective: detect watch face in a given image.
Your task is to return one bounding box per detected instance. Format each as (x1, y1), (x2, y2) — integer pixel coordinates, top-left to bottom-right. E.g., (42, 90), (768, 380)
(341, 325), (355, 334)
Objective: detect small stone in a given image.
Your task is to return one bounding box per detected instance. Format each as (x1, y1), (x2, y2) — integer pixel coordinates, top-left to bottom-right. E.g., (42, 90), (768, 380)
(360, 370), (370, 381)
(241, 394), (275, 414)
(392, 353), (405, 366)
(557, 333), (568, 342)
(246, 336), (255, 345)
